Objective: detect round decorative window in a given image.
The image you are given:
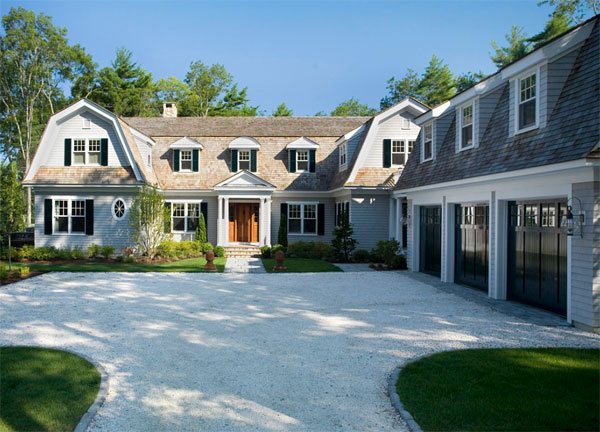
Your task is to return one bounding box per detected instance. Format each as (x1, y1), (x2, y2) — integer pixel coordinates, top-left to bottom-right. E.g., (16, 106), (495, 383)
(112, 198), (126, 220)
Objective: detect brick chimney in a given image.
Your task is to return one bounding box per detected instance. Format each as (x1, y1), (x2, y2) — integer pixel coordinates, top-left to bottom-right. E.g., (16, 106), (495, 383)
(162, 102), (178, 118)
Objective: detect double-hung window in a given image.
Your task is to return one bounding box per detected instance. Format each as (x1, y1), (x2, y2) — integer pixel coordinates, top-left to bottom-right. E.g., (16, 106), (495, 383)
(296, 150), (309, 171)
(288, 203), (317, 235)
(54, 199), (85, 234)
(72, 138), (102, 165)
(238, 150), (250, 170)
(339, 143), (347, 169)
(518, 72), (537, 131)
(180, 150), (192, 171)
(461, 104), (474, 149)
(335, 201), (349, 226)
(408, 140), (415, 155)
(423, 123), (433, 161)
(392, 140), (405, 165)
(171, 202), (200, 232)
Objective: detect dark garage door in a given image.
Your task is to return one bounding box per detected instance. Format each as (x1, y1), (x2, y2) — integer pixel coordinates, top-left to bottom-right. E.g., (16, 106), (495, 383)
(420, 206), (441, 277)
(455, 205), (489, 291)
(508, 201), (567, 315)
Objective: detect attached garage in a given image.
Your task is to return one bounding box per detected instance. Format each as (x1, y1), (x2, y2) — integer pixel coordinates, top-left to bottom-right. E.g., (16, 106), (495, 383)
(507, 201), (567, 315)
(419, 206), (442, 277)
(454, 205), (489, 291)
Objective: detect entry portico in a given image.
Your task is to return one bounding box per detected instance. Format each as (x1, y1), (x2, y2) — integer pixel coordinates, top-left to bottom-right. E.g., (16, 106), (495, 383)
(214, 170), (275, 246)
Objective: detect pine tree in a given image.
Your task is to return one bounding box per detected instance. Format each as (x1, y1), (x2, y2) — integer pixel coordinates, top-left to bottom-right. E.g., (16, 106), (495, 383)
(272, 102), (293, 116)
(416, 55), (456, 107)
(277, 213), (288, 247)
(330, 98), (377, 116)
(331, 210), (357, 262)
(491, 26), (532, 68)
(196, 211), (207, 244)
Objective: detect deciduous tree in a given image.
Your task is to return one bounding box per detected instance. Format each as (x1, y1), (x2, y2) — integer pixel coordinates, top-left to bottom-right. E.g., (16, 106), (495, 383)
(0, 163), (26, 269)
(128, 186), (170, 258)
(330, 98), (377, 116)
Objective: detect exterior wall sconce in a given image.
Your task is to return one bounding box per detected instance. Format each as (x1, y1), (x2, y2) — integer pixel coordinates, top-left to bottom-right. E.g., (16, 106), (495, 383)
(561, 197), (585, 238)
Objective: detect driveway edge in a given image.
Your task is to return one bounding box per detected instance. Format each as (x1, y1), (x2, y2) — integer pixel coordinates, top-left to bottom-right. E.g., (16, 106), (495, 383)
(388, 364), (423, 432)
(0, 344), (108, 432)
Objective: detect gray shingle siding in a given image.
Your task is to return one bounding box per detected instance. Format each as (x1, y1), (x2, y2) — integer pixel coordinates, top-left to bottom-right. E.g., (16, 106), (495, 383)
(396, 19), (599, 191)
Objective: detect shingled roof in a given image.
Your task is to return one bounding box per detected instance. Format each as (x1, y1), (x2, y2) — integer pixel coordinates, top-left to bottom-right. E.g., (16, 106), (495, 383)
(396, 18), (599, 191)
(122, 116), (370, 138)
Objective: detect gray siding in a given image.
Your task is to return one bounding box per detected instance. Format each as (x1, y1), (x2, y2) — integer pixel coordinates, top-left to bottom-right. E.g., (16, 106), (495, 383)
(350, 192), (389, 250)
(365, 113), (420, 167)
(547, 47), (580, 116)
(46, 110), (129, 167)
(406, 199), (414, 270)
(539, 64), (548, 128)
(346, 127), (364, 164)
(478, 87), (503, 140)
(271, 197), (335, 245)
(34, 188), (136, 252)
(135, 136), (153, 169)
(434, 112), (453, 159)
(166, 196), (217, 245)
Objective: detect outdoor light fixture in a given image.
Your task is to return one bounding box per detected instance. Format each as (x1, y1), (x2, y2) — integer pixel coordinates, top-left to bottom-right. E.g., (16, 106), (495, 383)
(561, 197), (585, 238)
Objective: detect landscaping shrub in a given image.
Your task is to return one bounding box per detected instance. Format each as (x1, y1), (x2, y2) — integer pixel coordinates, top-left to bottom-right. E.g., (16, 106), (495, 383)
(260, 245), (271, 258)
(353, 249), (370, 263)
(157, 240), (178, 259)
(287, 241), (333, 260)
(213, 246), (225, 257)
(200, 242), (214, 253)
(370, 240), (400, 266)
(277, 213), (288, 247)
(57, 248), (73, 261)
(176, 241), (202, 258)
(390, 254), (407, 270)
(17, 245), (35, 260)
(87, 244), (100, 258)
(271, 244), (285, 254)
(331, 212), (357, 262)
(196, 212), (208, 243)
(100, 246), (115, 259)
(70, 247), (85, 260)
(30, 246), (58, 261)
(122, 246), (135, 257)
(0, 265), (7, 281)
(20, 266), (30, 277)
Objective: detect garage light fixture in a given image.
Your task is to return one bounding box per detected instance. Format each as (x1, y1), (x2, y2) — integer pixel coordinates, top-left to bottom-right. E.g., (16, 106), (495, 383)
(561, 197), (585, 238)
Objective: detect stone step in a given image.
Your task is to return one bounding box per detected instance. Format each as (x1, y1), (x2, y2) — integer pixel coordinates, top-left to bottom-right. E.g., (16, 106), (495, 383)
(224, 246), (261, 258)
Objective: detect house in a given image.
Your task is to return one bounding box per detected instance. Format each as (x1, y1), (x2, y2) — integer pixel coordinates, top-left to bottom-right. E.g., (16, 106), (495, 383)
(23, 96), (426, 254)
(393, 16), (599, 331)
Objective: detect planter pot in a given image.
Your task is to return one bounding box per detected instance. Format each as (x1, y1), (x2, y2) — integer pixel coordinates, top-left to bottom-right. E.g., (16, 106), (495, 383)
(204, 250), (217, 272)
(272, 250), (287, 271)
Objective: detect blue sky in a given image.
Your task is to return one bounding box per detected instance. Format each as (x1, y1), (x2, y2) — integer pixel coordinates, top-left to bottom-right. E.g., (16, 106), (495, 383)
(2, 1), (555, 115)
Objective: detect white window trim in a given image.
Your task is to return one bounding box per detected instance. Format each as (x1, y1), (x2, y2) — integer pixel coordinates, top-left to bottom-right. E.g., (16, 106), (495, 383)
(72, 138), (102, 166)
(237, 149), (251, 172)
(458, 102), (476, 151)
(339, 142), (348, 171)
(295, 149), (309, 172)
(391, 139), (406, 167)
(179, 149), (193, 173)
(111, 197), (127, 221)
(514, 66), (540, 135)
(51, 197), (87, 235)
(421, 122), (434, 162)
(168, 200), (202, 233)
(287, 201), (318, 236)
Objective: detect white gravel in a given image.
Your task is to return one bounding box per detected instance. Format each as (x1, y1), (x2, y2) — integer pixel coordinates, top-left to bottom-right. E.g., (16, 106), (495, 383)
(1, 271), (598, 431)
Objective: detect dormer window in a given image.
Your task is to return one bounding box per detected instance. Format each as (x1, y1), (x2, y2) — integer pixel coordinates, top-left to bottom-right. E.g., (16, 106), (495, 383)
(72, 138), (101, 166)
(392, 140), (405, 166)
(180, 150), (192, 171)
(238, 150), (251, 170)
(460, 104), (474, 149)
(422, 123), (433, 161)
(170, 137), (202, 173)
(339, 142), (348, 169)
(517, 71), (538, 132)
(296, 150), (309, 171)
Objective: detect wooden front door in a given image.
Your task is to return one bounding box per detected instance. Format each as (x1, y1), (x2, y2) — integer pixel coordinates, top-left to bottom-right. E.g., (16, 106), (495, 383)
(229, 203), (259, 243)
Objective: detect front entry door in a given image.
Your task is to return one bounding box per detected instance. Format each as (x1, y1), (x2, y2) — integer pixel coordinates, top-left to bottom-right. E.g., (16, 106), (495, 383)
(455, 204), (489, 291)
(419, 206), (442, 277)
(229, 203), (259, 243)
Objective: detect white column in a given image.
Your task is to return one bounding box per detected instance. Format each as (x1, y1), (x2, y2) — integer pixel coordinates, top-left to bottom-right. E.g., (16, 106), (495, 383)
(388, 197), (395, 240)
(396, 198), (402, 245)
(266, 197), (272, 246)
(259, 198), (265, 246)
(223, 197), (229, 245)
(217, 196), (223, 246)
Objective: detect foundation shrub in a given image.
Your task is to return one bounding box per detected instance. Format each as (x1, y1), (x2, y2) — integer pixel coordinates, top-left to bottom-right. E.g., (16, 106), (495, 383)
(287, 241), (334, 260)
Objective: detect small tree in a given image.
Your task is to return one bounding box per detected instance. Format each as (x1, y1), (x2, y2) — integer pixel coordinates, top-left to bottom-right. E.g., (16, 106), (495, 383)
(128, 185), (170, 258)
(0, 163), (26, 269)
(331, 210), (357, 262)
(196, 211), (207, 243)
(278, 212), (288, 247)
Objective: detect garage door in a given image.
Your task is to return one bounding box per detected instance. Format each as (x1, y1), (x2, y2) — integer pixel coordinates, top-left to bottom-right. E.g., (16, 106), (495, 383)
(420, 206), (441, 277)
(455, 205), (489, 291)
(507, 201), (567, 315)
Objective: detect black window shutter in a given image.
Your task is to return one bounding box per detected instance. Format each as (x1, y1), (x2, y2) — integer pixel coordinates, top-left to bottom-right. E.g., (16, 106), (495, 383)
(289, 150), (296, 173)
(164, 202), (171, 233)
(345, 202), (350, 223)
(44, 199), (53, 235)
(173, 149), (180, 172)
(85, 200), (94, 235)
(309, 150), (316, 173)
(250, 150), (257, 172)
(383, 139), (392, 168)
(317, 203), (325, 235)
(231, 149), (238, 172)
(280, 203), (288, 222)
(192, 149), (199, 172)
(200, 202), (208, 230)
(64, 139), (72, 166)
(100, 138), (109, 166)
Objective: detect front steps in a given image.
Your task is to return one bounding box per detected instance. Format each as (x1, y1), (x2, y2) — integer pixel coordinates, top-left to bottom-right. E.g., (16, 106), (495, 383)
(224, 245), (261, 258)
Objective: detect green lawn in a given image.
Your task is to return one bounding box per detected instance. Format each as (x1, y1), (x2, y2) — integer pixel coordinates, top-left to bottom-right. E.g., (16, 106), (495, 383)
(0, 347), (101, 432)
(261, 258), (342, 272)
(1, 257), (226, 273)
(396, 348), (600, 431)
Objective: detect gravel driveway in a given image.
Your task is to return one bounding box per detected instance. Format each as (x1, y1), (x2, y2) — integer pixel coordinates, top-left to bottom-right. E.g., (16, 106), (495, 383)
(1, 271), (598, 431)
